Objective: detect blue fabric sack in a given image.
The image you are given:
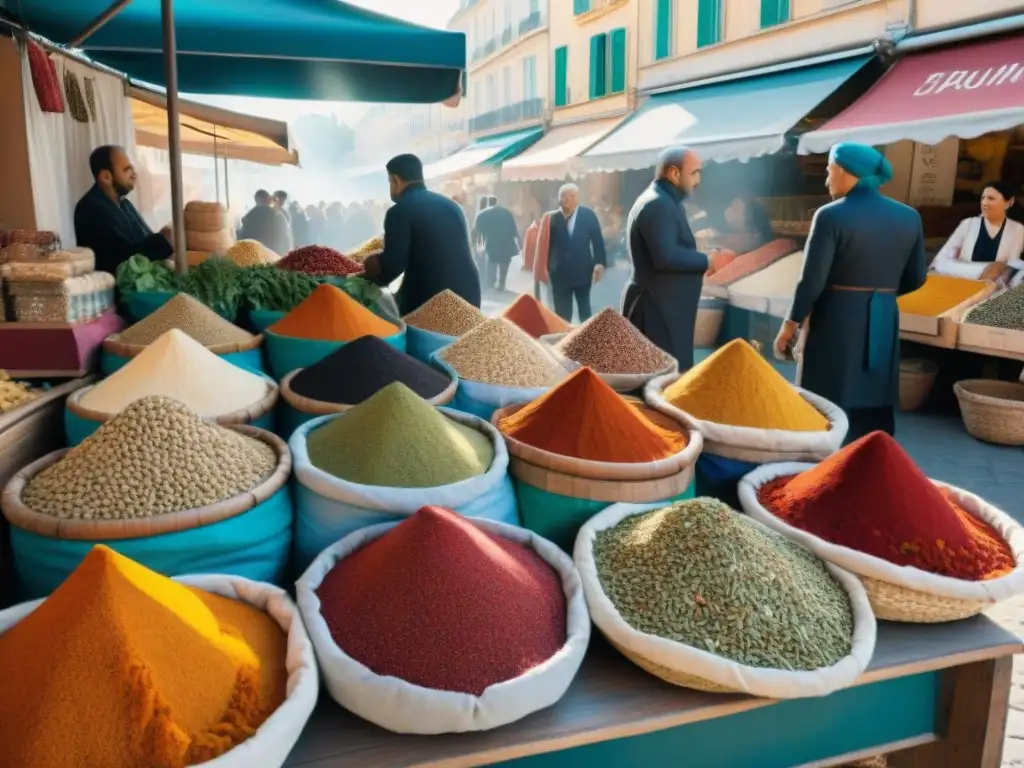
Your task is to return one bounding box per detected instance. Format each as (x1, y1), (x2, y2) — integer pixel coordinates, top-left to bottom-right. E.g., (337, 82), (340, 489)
(8, 486), (293, 600)
(249, 309), (287, 334)
(289, 409), (520, 573)
(405, 326), (456, 364)
(695, 453), (760, 509)
(265, 325), (407, 380)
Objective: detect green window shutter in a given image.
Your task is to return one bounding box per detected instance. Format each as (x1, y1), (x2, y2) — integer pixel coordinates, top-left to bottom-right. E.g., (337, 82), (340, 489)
(589, 33), (607, 99)
(609, 28), (627, 94)
(573, 0), (590, 15)
(697, 0), (721, 48)
(554, 46), (568, 107)
(654, 0), (672, 61)
(761, 0), (790, 28)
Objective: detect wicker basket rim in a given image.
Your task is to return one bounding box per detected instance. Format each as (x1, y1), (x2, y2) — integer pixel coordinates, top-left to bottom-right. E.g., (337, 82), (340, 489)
(103, 331), (262, 357)
(954, 378), (1024, 408)
(279, 367), (457, 415)
(0, 424), (291, 540)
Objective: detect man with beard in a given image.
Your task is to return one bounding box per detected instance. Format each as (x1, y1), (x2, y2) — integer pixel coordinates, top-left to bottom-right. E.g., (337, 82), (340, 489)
(74, 145), (173, 275)
(774, 142), (926, 444)
(623, 146), (710, 371)
(362, 154), (481, 315)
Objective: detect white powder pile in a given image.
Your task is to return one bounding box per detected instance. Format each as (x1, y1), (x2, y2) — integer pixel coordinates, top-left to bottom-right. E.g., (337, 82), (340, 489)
(81, 329), (269, 417)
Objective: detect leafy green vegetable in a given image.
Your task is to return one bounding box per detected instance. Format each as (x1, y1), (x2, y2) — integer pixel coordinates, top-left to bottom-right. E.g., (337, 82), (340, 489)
(180, 257), (245, 319)
(240, 266), (322, 312)
(115, 255), (179, 293)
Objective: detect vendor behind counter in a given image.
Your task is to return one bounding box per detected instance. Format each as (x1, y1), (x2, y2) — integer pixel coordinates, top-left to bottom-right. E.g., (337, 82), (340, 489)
(74, 145), (173, 276)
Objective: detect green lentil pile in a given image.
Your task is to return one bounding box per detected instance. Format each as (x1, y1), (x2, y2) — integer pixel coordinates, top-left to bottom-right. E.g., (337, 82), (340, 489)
(963, 285), (1024, 330)
(23, 396), (276, 520)
(594, 498), (854, 671)
(403, 289), (487, 336)
(306, 382), (494, 488)
(117, 293), (254, 347)
(439, 318), (567, 387)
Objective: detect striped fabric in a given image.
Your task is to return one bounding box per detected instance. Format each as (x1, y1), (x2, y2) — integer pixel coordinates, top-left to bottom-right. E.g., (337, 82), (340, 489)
(705, 238), (799, 287)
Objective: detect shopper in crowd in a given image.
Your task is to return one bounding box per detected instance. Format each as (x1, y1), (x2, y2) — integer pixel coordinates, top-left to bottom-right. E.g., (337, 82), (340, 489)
(363, 153), (481, 314)
(931, 180), (1023, 286)
(533, 183), (606, 323)
(322, 202), (347, 251)
(343, 201), (377, 252)
(239, 189), (292, 256)
(305, 204), (326, 246)
(623, 147), (709, 371)
(474, 195), (520, 292)
(713, 194), (775, 254)
(273, 190), (291, 222)
(74, 145), (173, 275)
(289, 201), (310, 247)
(522, 216), (543, 300)
(775, 142), (927, 444)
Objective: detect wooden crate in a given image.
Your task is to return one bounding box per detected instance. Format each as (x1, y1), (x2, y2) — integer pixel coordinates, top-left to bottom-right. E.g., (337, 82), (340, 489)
(900, 283), (995, 350)
(957, 322), (1024, 362)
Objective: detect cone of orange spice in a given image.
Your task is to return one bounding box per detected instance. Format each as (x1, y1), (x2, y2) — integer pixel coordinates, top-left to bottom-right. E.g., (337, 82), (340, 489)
(497, 367), (687, 463)
(757, 431), (1014, 581)
(269, 283), (398, 341)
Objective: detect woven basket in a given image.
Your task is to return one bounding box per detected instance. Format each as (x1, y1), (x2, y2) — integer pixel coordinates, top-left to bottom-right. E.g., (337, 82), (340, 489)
(184, 207), (228, 233)
(186, 229), (234, 253)
(899, 359), (938, 412)
(65, 378), (278, 430)
(279, 367), (457, 416)
(102, 332), (262, 359)
(694, 308), (724, 349)
(954, 379), (1024, 446)
(1, 424), (290, 540)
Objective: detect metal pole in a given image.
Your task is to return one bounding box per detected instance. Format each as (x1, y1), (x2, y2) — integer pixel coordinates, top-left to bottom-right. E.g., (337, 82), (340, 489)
(224, 155), (230, 209)
(161, 0), (187, 275)
(213, 128), (220, 204)
(68, 0), (135, 48)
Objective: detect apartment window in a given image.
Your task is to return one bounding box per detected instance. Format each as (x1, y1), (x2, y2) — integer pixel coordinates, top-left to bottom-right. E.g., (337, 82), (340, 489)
(523, 55), (537, 100)
(697, 0), (722, 47)
(654, 0), (673, 61)
(502, 65), (513, 106)
(554, 45), (569, 106)
(486, 73), (497, 110)
(589, 27), (627, 100)
(574, 0), (590, 15)
(760, 0), (790, 28)
(529, 0), (540, 13)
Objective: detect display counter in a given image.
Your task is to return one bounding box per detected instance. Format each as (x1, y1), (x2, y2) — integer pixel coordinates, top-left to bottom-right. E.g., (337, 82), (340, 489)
(284, 618), (1020, 768)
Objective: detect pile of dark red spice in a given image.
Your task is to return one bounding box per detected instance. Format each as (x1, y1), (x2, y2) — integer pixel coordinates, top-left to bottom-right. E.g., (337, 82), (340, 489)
(316, 506), (567, 695)
(757, 431), (1015, 581)
(278, 246), (363, 276)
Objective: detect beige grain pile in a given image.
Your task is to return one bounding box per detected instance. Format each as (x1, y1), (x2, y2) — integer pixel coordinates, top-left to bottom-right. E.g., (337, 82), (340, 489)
(117, 293), (254, 347)
(23, 395), (276, 520)
(82, 329), (269, 418)
(0, 371), (37, 413)
(439, 318), (567, 387)
(403, 290), (486, 337)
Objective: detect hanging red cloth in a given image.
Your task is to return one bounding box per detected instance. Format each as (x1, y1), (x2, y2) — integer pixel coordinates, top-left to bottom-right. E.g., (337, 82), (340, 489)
(26, 40), (64, 114)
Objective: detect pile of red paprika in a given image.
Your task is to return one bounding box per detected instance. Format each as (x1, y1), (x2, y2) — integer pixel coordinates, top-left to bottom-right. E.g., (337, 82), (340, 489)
(757, 431), (1015, 581)
(278, 245), (364, 276)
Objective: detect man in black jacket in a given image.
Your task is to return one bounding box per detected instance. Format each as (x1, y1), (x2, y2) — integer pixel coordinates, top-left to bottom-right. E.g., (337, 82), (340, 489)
(239, 190), (293, 256)
(474, 195), (520, 292)
(623, 146), (709, 371)
(363, 154), (481, 315)
(547, 183), (606, 323)
(74, 145), (172, 275)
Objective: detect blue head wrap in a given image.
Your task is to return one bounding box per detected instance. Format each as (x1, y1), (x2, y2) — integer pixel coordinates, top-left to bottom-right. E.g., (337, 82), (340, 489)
(829, 142), (893, 189)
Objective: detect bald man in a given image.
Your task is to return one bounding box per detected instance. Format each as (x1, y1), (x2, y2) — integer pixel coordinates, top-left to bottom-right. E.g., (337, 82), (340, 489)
(622, 147), (710, 370)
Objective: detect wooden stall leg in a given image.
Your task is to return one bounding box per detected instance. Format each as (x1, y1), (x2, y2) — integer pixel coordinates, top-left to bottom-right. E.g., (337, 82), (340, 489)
(889, 657), (1012, 768)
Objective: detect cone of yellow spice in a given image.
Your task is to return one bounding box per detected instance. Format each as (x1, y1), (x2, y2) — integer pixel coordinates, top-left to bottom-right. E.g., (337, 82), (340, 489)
(0, 546), (288, 768)
(663, 339), (829, 431)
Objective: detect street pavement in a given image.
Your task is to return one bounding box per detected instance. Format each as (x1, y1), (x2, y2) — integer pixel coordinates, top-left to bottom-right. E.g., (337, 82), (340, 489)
(482, 260), (1024, 764)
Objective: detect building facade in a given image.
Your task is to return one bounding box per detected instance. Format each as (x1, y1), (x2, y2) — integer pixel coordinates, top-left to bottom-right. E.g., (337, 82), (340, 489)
(636, 0), (1024, 92)
(450, 0), (551, 139)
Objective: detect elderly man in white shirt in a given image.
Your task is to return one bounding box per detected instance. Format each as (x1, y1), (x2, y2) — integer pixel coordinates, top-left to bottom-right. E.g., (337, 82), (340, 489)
(931, 181), (1023, 288)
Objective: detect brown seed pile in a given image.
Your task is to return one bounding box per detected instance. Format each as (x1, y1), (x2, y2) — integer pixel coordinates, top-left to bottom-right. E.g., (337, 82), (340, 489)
(556, 308), (668, 374)
(23, 396), (276, 520)
(439, 318), (567, 387)
(403, 290), (487, 337)
(117, 293), (254, 347)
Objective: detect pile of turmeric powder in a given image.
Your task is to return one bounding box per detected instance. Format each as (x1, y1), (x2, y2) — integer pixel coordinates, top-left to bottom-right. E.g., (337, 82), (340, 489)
(0, 546), (288, 767)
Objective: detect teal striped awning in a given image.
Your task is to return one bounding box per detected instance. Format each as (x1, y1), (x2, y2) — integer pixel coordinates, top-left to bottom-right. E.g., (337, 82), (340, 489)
(423, 128), (544, 180)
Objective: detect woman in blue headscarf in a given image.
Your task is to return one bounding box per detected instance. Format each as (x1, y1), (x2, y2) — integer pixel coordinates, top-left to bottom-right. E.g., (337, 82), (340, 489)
(774, 142), (928, 444)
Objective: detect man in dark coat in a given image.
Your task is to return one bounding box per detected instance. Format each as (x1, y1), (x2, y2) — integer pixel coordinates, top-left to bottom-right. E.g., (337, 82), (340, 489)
(547, 183), (606, 323)
(74, 145), (173, 275)
(775, 142), (927, 444)
(363, 154), (481, 315)
(239, 189), (292, 255)
(474, 195), (520, 292)
(623, 147), (709, 371)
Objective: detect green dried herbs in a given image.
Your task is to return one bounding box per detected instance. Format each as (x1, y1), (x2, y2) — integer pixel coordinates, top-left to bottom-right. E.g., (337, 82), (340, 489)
(594, 498), (854, 671)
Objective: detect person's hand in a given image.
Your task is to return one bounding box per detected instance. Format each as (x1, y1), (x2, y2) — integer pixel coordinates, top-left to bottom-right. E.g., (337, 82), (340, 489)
(159, 225), (173, 243)
(774, 320), (798, 359)
(981, 263), (1009, 282)
(593, 264), (605, 283)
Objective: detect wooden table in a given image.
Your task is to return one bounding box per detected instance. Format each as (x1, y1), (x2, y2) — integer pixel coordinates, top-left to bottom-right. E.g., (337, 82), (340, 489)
(285, 618), (1021, 768)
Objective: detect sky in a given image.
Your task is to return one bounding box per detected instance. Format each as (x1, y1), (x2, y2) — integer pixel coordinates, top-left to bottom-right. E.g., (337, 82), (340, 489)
(193, 0), (461, 125)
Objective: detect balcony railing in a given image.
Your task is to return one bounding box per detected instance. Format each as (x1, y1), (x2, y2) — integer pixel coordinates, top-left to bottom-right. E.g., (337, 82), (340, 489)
(483, 39), (497, 56)
(469, 98), (545, 133)
(501, 27), (513, 45)
(518, 12), (543, 36)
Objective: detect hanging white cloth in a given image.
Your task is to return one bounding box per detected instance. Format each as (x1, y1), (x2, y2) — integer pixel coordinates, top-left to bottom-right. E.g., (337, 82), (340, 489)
(20, 42), (136, 246)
